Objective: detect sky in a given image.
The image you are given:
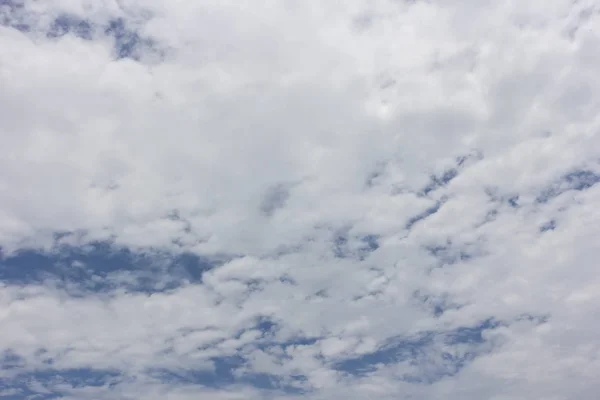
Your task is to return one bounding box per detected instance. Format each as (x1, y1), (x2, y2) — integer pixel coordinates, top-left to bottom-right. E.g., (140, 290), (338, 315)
(1, 0), (600, 399)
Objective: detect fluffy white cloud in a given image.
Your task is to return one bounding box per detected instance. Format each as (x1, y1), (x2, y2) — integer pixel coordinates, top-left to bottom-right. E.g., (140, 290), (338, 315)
(2, 0), (600, 398)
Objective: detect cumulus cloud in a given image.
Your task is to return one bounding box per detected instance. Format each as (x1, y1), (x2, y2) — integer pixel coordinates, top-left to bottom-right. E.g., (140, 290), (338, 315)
(2, 0), (600, 398)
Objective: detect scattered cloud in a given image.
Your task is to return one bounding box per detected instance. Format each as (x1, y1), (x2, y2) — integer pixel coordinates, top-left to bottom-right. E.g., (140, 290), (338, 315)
(2, 0), (600, 398)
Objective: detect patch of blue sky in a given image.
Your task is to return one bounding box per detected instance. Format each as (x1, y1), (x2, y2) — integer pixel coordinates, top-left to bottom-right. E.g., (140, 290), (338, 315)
(540, 220), (557, 232)
(420, 151), (483, 197)
(333, 232), (380, 260)
(334, 319), (499, 383)
(103, 17), (160, 61)
(48, 14), (93, 40)
(0, 240), (217, 294)
(148, 358), (306, 394)
(0, 350), (309, 395)
(412, 290), (463, 317)
(0, 368), (121, 400)
(536, 169), (600, 203)
(421, 169), (458, 196)
(405, 200), (445, 230)
(424, 244), (474, 266)
(1, 3), (162, 61)
(0, 0), (28, 32)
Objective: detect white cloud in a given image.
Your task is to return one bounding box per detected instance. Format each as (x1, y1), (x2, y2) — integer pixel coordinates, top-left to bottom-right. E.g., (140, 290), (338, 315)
(2, 0), (600, 398)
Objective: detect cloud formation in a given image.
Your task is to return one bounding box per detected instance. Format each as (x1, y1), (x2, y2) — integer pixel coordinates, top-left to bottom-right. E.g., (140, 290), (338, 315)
(2, 0), (600, 398)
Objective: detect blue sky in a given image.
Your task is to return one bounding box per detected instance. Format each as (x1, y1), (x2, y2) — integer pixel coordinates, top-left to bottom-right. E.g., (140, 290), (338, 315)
(2, 1), (600, 399)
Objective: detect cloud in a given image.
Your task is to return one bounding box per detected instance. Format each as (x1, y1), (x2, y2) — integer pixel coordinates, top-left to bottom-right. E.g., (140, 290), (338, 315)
(2, 0), (600, 398)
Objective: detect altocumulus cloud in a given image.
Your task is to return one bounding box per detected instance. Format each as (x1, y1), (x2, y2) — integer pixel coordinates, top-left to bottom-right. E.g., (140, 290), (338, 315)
(1, 0), (600, 399)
